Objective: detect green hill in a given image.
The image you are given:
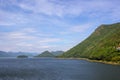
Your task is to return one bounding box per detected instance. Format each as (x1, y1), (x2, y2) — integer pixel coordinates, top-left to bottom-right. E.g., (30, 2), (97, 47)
(36, 51), (55, 57)
(61, 22), (120, 62)
(51, 51), (64, 56)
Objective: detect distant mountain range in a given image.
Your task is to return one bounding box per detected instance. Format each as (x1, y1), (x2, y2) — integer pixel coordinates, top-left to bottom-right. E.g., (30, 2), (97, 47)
(36, 51), (64, 57)
(0, 50), (64, 58)
(60, 22), (120, 63)
(0, 51), (10, 57)
(0, 51), (37, 57)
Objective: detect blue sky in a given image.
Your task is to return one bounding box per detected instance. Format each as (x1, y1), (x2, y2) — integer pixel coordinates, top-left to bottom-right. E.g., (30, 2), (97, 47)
(0, 0), (120, 53)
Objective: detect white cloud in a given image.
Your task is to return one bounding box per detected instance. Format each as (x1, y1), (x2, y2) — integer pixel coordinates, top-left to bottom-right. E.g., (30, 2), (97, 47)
(17, 0), (65, 17)
(12, 0), (120, 18)
(0, 10), (29, 26)
(0, 0), (120, 52)
(0, 21), (15, 26)
(16, 42), (33, 47)
(59, 23), (94, 35)
(0, 31), (36, 40)
(1, 0), (119, 27)
(22, 28), (37, 33)
(70, 23), (92, 33)
(38, 38), (61, 43)
(0, 28), (63, 52)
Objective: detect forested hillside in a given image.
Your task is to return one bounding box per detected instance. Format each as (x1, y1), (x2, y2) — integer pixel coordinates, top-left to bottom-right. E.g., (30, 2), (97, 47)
(61, 23), (120, 62)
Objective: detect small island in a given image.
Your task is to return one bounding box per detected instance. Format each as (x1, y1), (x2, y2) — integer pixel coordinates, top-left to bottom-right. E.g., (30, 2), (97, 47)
(17, 55), (28, 58)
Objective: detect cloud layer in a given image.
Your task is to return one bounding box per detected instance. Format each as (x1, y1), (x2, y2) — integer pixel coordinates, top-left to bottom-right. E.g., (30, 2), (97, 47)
(0, 0), (120, 52)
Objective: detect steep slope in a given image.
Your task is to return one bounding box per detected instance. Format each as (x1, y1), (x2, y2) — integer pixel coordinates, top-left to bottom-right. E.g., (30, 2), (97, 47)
(61, 23), (120, 62)
(36, 51), (55, 57)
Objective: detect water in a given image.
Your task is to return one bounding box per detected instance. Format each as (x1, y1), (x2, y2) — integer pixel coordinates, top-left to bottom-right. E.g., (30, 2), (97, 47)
(0, 58), (120, 80)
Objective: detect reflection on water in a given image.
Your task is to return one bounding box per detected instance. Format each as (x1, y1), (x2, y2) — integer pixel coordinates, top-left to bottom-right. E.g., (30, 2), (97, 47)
(0, 58), (120, 80)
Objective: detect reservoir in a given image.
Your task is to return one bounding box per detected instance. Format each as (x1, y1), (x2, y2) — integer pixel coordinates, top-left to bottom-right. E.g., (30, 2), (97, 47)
(0, 58), (120, 80)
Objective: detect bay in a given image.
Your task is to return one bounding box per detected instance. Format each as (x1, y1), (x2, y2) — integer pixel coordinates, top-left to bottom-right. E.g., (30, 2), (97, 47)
(0, 58), (120, 80)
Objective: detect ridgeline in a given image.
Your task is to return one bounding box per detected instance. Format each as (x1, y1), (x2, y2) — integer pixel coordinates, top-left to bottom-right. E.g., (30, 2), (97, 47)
(60, 22), (120, 63)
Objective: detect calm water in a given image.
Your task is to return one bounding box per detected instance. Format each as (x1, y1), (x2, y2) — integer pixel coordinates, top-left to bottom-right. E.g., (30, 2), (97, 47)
(0, 58), (120, 80)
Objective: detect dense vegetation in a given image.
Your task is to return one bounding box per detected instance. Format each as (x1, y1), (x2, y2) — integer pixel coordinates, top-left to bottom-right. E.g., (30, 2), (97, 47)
(51, 51), (64, 56)
(60, 23), (120, 63)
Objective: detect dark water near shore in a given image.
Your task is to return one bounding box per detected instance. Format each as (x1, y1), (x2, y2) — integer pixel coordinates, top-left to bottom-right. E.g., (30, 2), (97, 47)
(0, 58), (120, 80)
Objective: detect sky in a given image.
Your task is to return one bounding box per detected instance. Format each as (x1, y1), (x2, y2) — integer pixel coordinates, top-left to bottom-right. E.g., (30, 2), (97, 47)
(0, 0), (120, 53)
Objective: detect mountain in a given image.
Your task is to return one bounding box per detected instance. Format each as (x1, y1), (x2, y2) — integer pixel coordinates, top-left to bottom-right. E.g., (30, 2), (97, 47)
(36, 51), (55, 57)
(12, 52), (37, 57)
(61, 22), (120, 62)
(51, 51), (64, 56)
(0, 51), (9, 57)
(0, 51), (37, 57)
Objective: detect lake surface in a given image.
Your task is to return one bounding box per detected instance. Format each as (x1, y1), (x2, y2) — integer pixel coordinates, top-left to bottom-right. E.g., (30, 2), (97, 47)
(0, 58), (120, 80)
